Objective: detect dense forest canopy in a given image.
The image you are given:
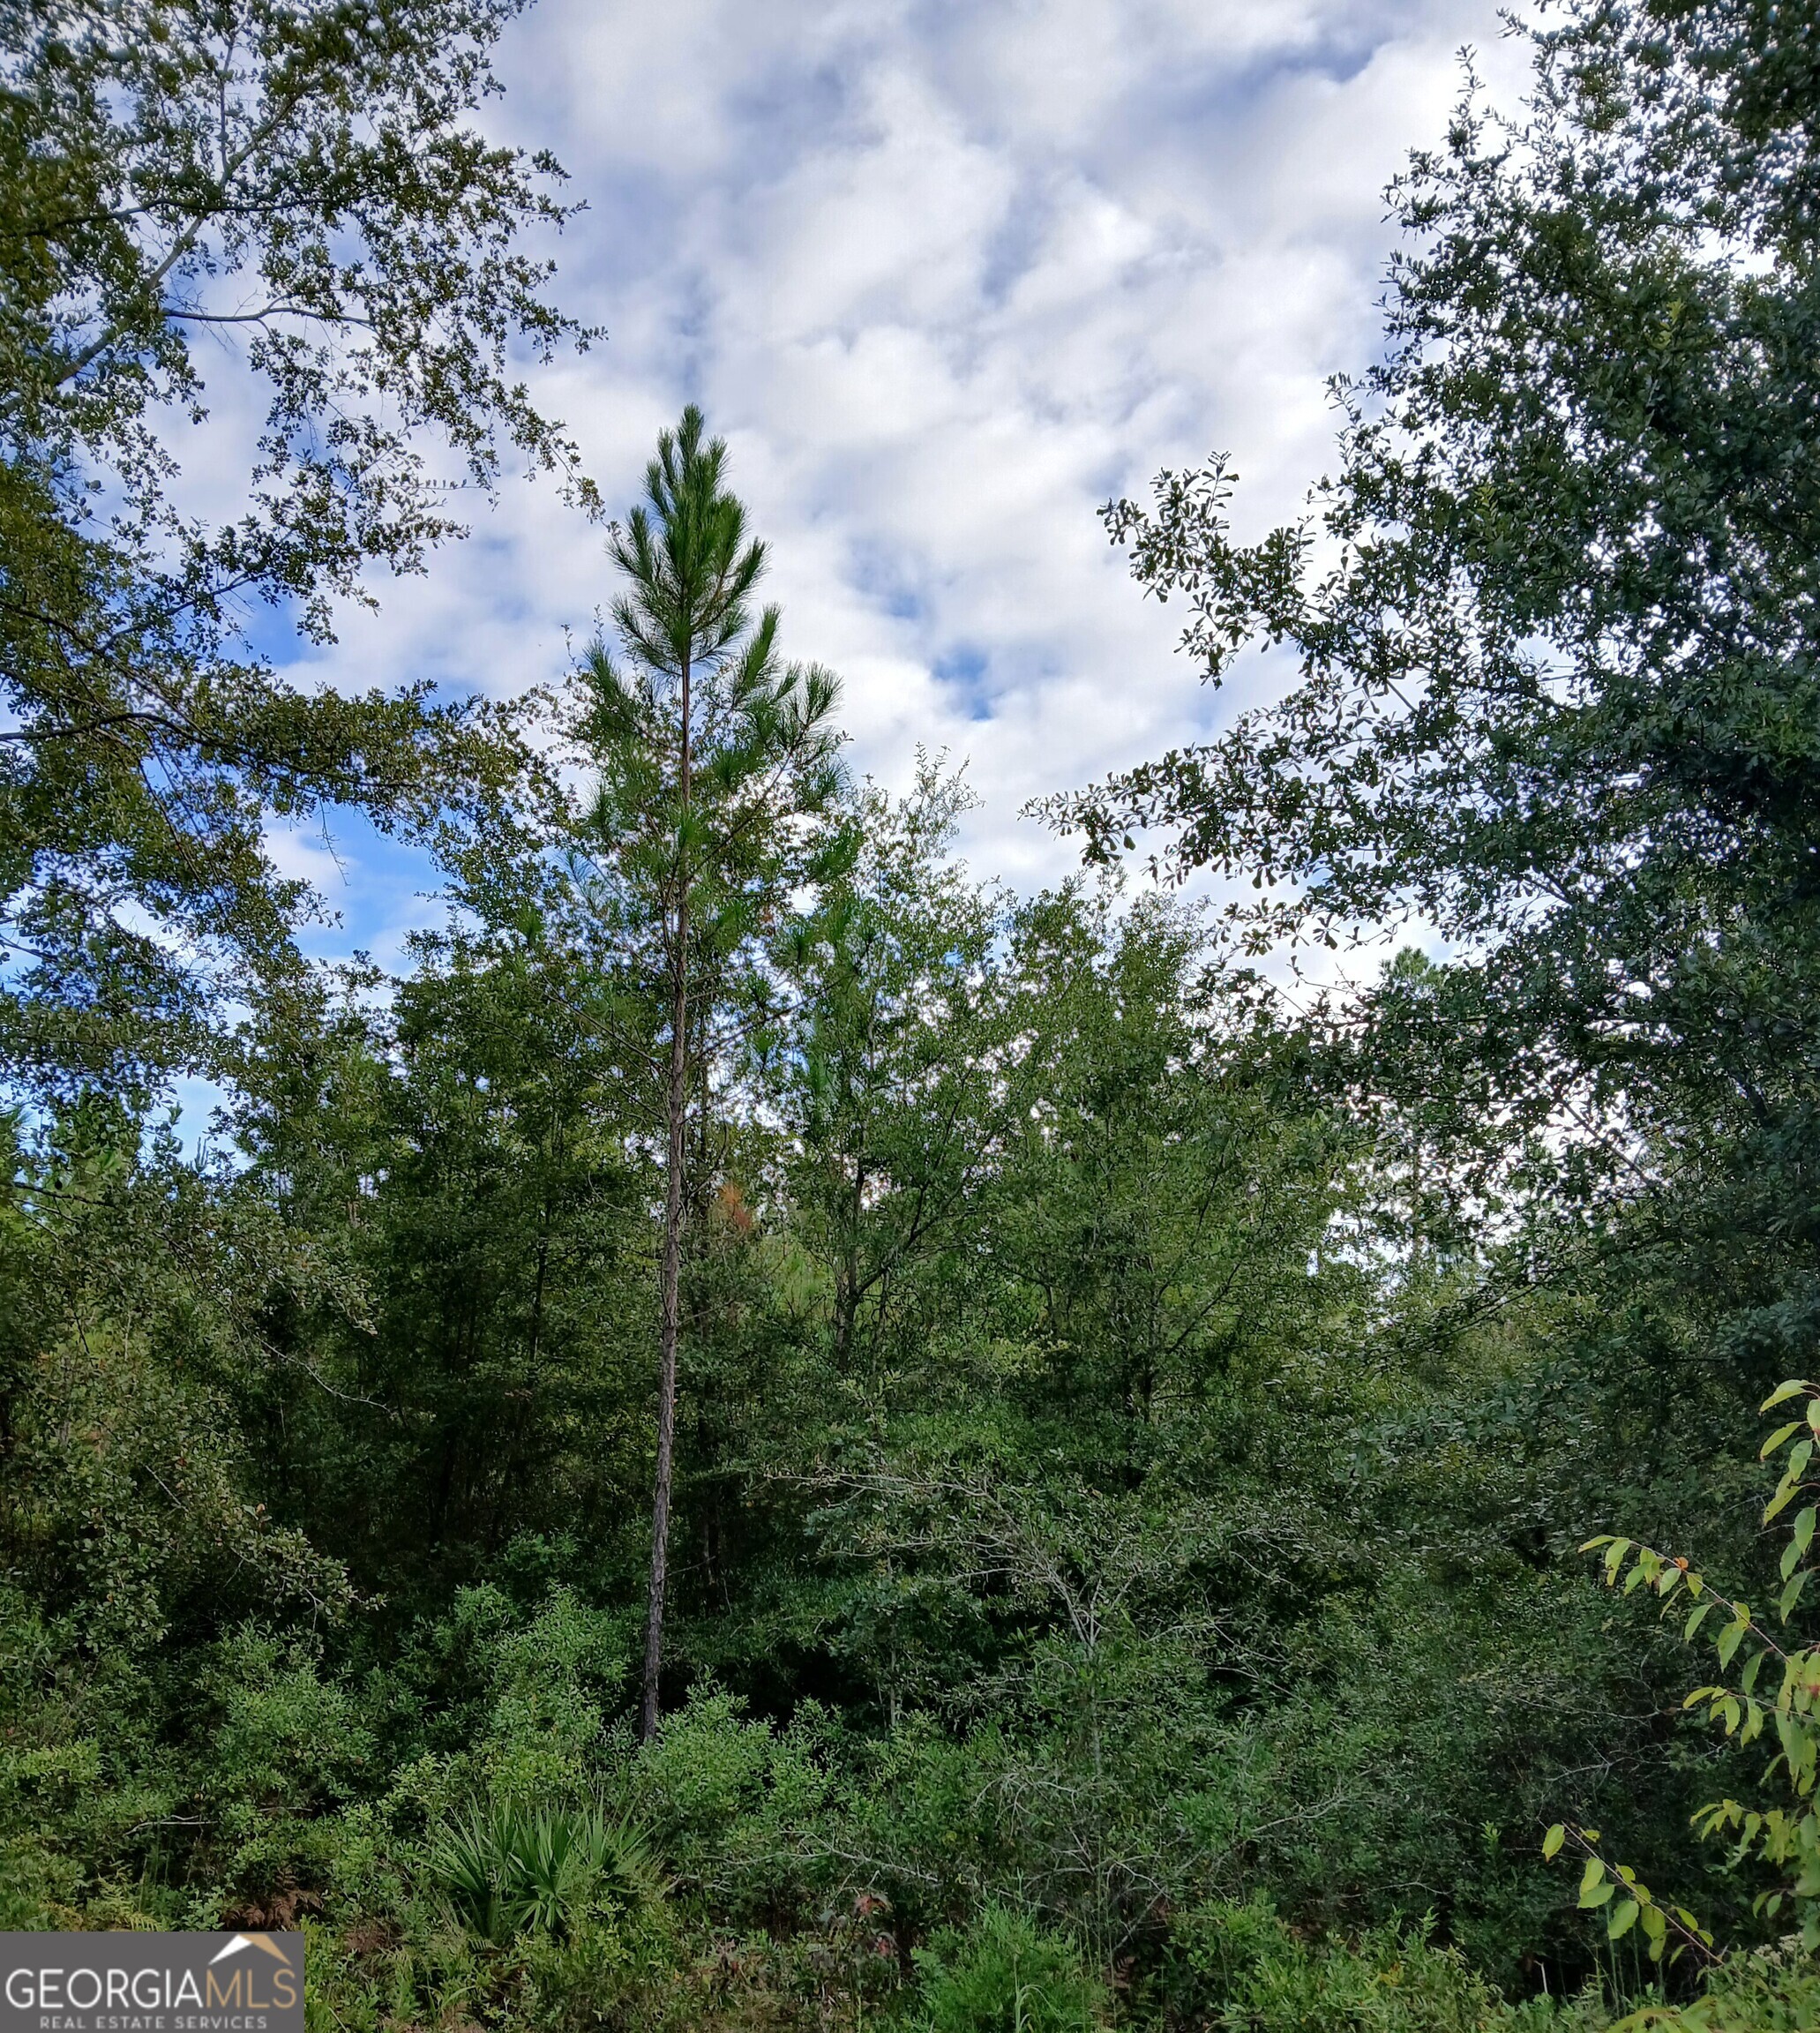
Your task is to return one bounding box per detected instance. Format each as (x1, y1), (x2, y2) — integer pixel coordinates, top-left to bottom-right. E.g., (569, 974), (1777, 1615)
(4, 2), (1820, 2029)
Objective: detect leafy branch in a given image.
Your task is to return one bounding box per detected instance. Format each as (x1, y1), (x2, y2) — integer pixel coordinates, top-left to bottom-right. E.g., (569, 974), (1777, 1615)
(1555, 1379), (1820, 1954)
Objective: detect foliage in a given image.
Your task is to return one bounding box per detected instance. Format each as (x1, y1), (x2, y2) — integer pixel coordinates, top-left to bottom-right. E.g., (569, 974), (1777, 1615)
(560, 401), (846, 1737)
(1174, 1902), (1508, 2033)
(0, 0), (590, 1100)
(1026, 1), (1820, 2003)
(1607, 1947), (1820, 2033)
(11, 5), (1820, 2029)
(912, 1905), (1107, 2033)
(1554, 1375), (1820, 1969)
(1037, 0), (1820, 1414)
(425, 1798), (663, 1944)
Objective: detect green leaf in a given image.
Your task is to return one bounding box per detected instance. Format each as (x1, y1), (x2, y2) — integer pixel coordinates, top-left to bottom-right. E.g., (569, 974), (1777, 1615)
(1685, 1601), (1714, 1639)
(1608, 1898), (1640, 1940)
(1763, 1382), (1809, 1412)
(1542, 1824), (1566, 1859)
(1578, 1857), (1607, 1902)
(1764, 1422), (1802, 1459)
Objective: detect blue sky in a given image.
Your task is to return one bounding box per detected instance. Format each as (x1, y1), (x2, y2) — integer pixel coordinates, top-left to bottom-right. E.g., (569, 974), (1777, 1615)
(261, 0), (1521, 971)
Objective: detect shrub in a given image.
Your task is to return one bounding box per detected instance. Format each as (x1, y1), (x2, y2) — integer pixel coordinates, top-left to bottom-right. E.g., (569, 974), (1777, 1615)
(626, 1684), (836, 1921)
(1601, 1946), (1820, 2032)
(912, 1905), (1106, 2033)
(424, 1799), (663, 1944)
(1177, 1900), (1503, 2033)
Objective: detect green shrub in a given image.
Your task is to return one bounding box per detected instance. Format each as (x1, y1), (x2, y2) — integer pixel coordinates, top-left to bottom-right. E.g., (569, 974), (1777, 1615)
(1600, 1947), (1820, 2031)
(1177, 1900), (1503, 2033)
(520, 1915), (682, 2033)
(626, 1684), (836, 1921)
(424, 1799), (663, 1944)
(912, 1905), (1105, 2033)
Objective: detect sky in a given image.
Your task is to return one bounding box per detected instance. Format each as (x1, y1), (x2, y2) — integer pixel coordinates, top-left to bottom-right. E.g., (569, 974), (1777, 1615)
(266, 0), (1524, 966)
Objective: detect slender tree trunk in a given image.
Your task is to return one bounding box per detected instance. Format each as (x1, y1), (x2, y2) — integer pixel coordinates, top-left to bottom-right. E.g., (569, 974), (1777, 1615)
(642, 653), (693, 1742)
(834, 1150), (865, 1371)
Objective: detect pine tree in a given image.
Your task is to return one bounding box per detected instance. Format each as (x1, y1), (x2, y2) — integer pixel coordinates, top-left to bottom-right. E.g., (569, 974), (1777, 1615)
(571, 408), (843, 1738)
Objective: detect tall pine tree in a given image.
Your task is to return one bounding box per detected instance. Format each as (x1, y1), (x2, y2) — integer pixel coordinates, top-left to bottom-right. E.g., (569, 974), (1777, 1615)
(570, 408), (844, 1737)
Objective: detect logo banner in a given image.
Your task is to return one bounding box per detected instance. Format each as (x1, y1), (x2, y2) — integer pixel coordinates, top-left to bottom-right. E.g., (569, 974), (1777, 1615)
(0, 1934), (303, 2033)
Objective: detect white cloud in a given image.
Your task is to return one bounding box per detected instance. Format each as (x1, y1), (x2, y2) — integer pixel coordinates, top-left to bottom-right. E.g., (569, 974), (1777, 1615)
(275, 0), (1521, 916)
(264, 821), (357, 893)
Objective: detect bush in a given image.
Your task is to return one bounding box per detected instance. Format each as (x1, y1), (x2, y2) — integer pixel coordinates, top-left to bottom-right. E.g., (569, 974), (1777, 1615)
(1607, 1947), (1820, 2032)
(912, 1905), (1106, 2033)
(1174, 1900), (1503, 2033)
(626, 1684), (837, 1921)
(425, 1799), (663, 1944)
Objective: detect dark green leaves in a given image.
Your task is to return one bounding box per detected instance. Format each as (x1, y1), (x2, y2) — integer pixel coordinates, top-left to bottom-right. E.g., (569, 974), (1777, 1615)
(0, 0), (588, 1104)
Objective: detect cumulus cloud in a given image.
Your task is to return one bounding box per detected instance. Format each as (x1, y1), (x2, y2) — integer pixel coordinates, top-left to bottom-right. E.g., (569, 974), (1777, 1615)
(280, 0), (1522, 911)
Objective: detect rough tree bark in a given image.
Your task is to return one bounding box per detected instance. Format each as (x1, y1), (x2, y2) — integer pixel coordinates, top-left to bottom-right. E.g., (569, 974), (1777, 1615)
(640, 649), (692, 1743)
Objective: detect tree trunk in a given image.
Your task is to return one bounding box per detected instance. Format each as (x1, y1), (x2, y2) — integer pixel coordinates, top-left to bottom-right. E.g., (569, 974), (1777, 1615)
(641, 651), (692, 1742)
